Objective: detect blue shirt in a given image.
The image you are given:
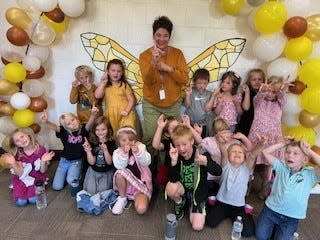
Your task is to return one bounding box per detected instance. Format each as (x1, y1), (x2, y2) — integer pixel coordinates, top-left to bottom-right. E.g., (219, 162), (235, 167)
(266, 159), (320, 219)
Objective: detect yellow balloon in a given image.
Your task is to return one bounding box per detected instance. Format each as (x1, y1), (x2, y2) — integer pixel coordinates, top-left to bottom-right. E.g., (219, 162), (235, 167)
(41, 15), (68, 33)
(5, 7), (32, 29)
(220, 0), (244, 15)
(254, 1), (287, 34)
(283, 125), (316, 145)
(12, 109), (35, 128)
(298, 59), (320, 88)
(3, 62), (27, 83)
(300, 88), (320, 114)
(305, 14), (320, 41)
(0, 79), (20, 95)
(284, 36), (313, 61)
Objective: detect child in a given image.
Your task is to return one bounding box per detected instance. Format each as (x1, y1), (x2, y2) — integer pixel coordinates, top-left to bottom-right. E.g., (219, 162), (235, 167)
(95, 59), (136, 135)
(82, 116), (117, 195)
(69, 65), (100, 124)
(152, 114), (179, 186)
(166, 124), (222, 231)
(248, 76), (290, 199)
(111, 126), (152, 215)
(206, 71), (242, 132)
(237, 69), (265, 136)
(256, 139), (320, 240)
(184, 68), (214, 137)
(1, 128), (54, 206)
(206, 139), (264, 237)
(40, 106), (99, 196)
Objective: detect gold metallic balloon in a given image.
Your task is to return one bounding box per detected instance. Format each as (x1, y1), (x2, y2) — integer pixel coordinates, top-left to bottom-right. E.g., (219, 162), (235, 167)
(5, 7), (32, 29)
(305, 14), (320, 41)
(0, 79), (20, 95)
(0, 103), (15, 116)
(299, 110), (320, 128)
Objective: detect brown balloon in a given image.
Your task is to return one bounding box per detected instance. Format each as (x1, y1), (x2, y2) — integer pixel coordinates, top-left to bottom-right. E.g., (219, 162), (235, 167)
(0, 103), (15, 116)
(29, 123), (41, 134)
(44, 8), (65, 23)
(283, 16), (308, 38)
(26, 66), (45, 79)
(289, 80), (306, 94)
(6, 26), (30, 46)
(299, 110), (320, 128)
(28, 97), (48, 112)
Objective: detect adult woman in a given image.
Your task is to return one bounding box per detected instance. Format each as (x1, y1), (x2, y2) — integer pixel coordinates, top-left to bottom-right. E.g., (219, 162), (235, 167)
(139, 16), (189, 171)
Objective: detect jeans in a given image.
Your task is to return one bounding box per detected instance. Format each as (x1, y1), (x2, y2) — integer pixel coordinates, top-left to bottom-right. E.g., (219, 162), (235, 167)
(256, 204), (299, 240)
(52, 157), (83, 190)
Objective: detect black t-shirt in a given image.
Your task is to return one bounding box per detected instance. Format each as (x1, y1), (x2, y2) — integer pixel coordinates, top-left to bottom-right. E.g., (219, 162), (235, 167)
(162, 137), (172, 166)
(56, 125), (89, 160)
(91, 140), (117, 172)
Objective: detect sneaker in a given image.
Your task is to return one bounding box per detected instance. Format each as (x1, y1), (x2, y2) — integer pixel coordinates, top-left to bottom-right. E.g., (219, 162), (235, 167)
(112, 196), (128, 215)
(174, 197), (186, 220)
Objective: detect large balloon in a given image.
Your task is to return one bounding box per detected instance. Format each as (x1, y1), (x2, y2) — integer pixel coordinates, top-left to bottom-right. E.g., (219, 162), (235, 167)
(3, 62), (27, 83)
(12, 109), (35, 128)
(298, 59), (320, 88)
(27, 21), (56, 46)
(283, 16), (307, 38)
(58, 0), (86, 18)
(22, 56), (41, 72)
(299, 110), (320, 128)
(254, 1), (287, 34)
(300, 88), (320, 114)
(6, 26), (30, 46)
(267, 57), (298, 81)
(33, 0), (58, 12)
(5, 7), (32, 29)
(0, 80), (20, 95)
(283, 125), (316, 145)
(10, 92), (31, 110)
(284, 36), (313, 61)
(252, 32), (287, 62)
(305, 14), (320, 41)
(22, 79), (45, 97)
(283, 0), (310, 17)
(220, 0), (244, 15)
(283, 93), (302, 116)
(27, 44), (50, 63)
(0, 41), (26, 62)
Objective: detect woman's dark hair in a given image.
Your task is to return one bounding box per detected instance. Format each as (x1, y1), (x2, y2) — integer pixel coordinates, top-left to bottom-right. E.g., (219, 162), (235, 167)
(89, 116), (113, 145)
(105, 58), (128, 88)
(152, 16), (173, 37)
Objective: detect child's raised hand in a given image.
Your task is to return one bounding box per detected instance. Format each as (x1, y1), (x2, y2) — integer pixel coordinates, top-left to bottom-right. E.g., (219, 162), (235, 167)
(122, 143), (131, 154)
(185, 86), (192, 96)
(41, 151), (55, 162)
(259, 83), (269, 92)
(256, 134), (267, 145)
(72, 79), (80, 87)
(193, 123), (203, 135)
(233, 132), (245, 140)
(130, 141), (139, 154)
(90, 104), (99, 116)
(39, 109), (48, 123)
(100, 71), (109, 84)
(169, 143), (178, 166)
(242, 84), (250, 94)
(82, 137), (92, 152)
(281, 75), (294, 90)
(157, 114), (167, 128)
(300, 140), (311, 156)
(181, 114), (191, 126)
(195, 148), (207, 166)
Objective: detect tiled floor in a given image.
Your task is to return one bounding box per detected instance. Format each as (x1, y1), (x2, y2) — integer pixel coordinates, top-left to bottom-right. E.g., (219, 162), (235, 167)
(0, 159), (320, 240)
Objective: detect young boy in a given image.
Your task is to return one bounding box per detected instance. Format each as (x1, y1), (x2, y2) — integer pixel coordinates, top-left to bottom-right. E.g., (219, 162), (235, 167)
(184, 68), (214, 137)
(69, 65), (100, 124)
(165, 124), (222, 231)
(256, 139), (320, 240)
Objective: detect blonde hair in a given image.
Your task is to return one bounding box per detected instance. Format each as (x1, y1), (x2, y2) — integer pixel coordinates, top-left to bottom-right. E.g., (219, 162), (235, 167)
(74, 65), (93, 82)
(171, 124), (193, 142)
(9, 128), (37, 155)
(268, 76), (283, 91)
(59, 113), (80, 133)
(116, 126), (137, 144)
(213, 119), (230, 134)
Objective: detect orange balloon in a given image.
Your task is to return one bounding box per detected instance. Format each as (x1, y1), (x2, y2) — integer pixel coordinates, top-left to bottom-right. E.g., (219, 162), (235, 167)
(283, 16), (307, 38)
(288, 80), (306, 95)
(26, 66), (45, 79)
(29, 123), (41, 134)
(28, 97), (48, 112)
(44, 8), (65, 23)
(6, 26), (30, 46)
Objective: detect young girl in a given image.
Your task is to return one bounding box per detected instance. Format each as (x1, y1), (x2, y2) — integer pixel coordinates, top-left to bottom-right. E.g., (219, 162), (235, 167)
(111, 126), (152, 215)
(82, 116), (117, 195)
(237, 69), (265, 136)
(1, 128), (54, 206)
(95, 59), (136, 135)
(248, 76), (290, 199)
(206, 71), (242, 132)
(256, 139), (320, 240)
(40, 106), (99, 196)
(69, 65), (100, 124)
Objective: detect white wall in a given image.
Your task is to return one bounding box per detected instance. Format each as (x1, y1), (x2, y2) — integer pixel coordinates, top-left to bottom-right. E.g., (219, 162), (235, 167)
(0, 0), (320, 149)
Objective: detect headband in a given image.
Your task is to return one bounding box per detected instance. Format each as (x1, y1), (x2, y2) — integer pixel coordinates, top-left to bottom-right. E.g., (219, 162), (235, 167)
(116, 127), (137, 137)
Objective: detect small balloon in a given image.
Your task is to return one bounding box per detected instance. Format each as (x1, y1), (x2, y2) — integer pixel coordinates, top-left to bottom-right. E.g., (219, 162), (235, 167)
(220, 0), (245, 15)
(3, 62), (27, 83)
(22, 79), (45, 97)
(288, 80), (306, 95)
(29, 123), (41, 134)
(58, 0), (86, 18)
(305, 14), (320, 41)
(299, 110), (320, 128)
(28, 97), (48, 112)
(26, 66), (45, 79)
(10, 92), (31, 110)
(283, 16), (307, 38)
(27, 21), (56, 46)
(6, 26), (30, 46)
(0, 103), (15, 116)
(44, 7), (65, 23)
(26, 44), (50, 63)
(284, 36), (313, 61)
(12, 109), (35, 128)
(5, 7), (32, 29)
(0, 80), (20, 95)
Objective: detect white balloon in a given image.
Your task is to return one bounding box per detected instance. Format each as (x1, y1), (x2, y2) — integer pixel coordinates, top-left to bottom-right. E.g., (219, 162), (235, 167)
(16, 0), (42, 19)
(267, 57), (298, 81)
(58, 0), (85, 18)
(33, 0), (58, 12)
(283, 93), (302, 116)
(283, 0), (310, 17)
(28, 21), (56, 46)
(253, 32), (287, 62)
(282, 113), (299, 127)
(10, 92), (31, 110)
(22, 56), (41, 72)
(22, 79), (45, 97)
(0, 116), (17, 135)
(310, 41), (320, 59)
(27, 44), (50, 63)
(0, 40), (27, 62)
